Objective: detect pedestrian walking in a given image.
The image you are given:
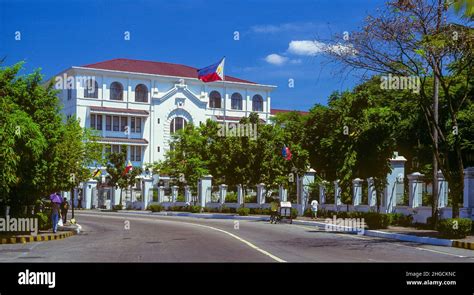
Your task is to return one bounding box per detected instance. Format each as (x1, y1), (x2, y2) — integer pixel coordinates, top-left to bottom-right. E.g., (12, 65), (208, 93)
(77, 194), (83, 209)
(310, 199), (319, 219)
(61, 197), (69, 224)
(50, 193), (62, 233)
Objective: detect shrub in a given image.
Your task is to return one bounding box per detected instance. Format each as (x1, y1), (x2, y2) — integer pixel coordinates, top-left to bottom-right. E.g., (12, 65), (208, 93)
(389, 213), (413, 227)
(225, 192), (238, 203)
(291, 208), (298, 219)
(220, 206), (231, 213)
(237, 207), (250, 216)
(364, 212), (391, 229)
(189, 205), (201, 213)
(113, 204), (123, 211)
(147, 204), (163, 212)
(303, 208), (313, 217)
(245, 195), (257, 203)
(437, 218), (472, 239)
(35, 212), (51, 230)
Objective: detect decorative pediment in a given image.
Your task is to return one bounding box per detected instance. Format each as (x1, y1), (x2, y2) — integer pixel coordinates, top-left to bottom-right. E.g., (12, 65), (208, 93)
(155, 85), (207, 108)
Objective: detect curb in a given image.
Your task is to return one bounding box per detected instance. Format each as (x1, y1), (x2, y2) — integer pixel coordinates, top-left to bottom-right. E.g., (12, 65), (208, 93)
(0, 231), (76, 245)
(90, 210), (464, 249)
(291, 220), (454, 247)
(452, 240), (474, 250)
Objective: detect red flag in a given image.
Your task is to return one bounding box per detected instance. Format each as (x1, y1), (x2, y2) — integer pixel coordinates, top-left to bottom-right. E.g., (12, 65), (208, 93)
(122, 160), (133, 176)
(285, 147), (292, 161)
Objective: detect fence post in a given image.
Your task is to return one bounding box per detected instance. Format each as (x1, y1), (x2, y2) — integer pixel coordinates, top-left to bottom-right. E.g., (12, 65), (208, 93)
(142, 176), (153, 210)
(279, 185), (288, 202)
(437, 171), (448, 208)
(407, 172), (424, 208)
(367, 177), (377, 207)
(158, 186), (165, 203)
(334, 180), (341, 207)
(184, 185), (192, 204)
(171, 185), (178, 203)
(83, 179), (98, 209)
(237, 184), (244, 205)
(352, 178), (363, 206)
(319, 181), (327, 204)
(219, 184), (228, 205)
(463, 167), (474, 208)
(256, 183), (265, 205)
(199, 175), (213, 207)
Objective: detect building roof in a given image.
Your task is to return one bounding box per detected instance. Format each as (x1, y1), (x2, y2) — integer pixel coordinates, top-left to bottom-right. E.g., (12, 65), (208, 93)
(81, 58), (257, 85)
(270, 108), (309, 115)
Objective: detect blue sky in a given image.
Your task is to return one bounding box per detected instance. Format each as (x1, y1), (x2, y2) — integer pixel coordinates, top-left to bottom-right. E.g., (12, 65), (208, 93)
(0, 0), (384, 111)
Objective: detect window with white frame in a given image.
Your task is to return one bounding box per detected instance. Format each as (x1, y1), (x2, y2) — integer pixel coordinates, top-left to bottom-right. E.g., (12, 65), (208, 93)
(120, 116), (128, 132)
(84, 79), (99, 99)
(231, 92), (243, 110)
(130, 146), (142, 162)
(113, 116), (119, 131)
(252, 94), (263, 112)
(90, 114), (103, 130)
(106, 115), (112, 131)
(110, 82), (124, 100)
(135, 84), (148, 103)
(209, 91), (221, 108)
(131, 117), (142, 133)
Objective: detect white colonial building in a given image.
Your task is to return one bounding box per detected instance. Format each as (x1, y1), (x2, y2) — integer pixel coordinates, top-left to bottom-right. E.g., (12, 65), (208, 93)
(57, 58), (281, 169)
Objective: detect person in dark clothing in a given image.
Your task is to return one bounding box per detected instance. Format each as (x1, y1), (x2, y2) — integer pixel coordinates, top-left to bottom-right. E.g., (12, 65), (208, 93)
(60, 198), (69, 224)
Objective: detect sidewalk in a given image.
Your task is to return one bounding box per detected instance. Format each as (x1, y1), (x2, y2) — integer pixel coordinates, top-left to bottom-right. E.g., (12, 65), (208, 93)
(109, 209), (474, 249)
(0, 223), (81, 245)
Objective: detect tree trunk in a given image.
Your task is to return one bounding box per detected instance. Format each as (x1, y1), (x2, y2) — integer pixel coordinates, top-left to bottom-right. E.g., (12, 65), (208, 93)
(432, 73), (440, 225)
(71, 187), (75, 219)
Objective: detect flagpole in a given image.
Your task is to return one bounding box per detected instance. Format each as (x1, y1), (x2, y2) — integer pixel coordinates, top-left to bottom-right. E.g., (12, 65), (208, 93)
(222, 57), (226, 133)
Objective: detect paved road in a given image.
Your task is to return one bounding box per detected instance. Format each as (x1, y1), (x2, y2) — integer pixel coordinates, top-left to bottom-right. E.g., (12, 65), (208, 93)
(1, 211), (474, 262)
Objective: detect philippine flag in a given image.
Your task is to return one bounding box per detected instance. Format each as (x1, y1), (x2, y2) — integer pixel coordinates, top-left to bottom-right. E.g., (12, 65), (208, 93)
(122, 160), (133, 176)
(197, 57), (225, 83)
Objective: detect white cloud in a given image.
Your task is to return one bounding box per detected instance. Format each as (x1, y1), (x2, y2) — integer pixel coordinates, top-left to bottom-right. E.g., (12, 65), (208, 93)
(287, 40), (356, 57)
(264, 54), (288, 65)
(287, 40), (327, 56)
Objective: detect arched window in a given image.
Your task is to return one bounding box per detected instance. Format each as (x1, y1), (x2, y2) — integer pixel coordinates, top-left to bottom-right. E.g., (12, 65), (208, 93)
(110, 82), (123, 100)
(84, 79), (99, 99)
(170, 117), (187, 134)
(135, 84), (148, 103)
(252, 94), (263, 112)
(209, 91), (221, 109)
(231, 93), (243, 110)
